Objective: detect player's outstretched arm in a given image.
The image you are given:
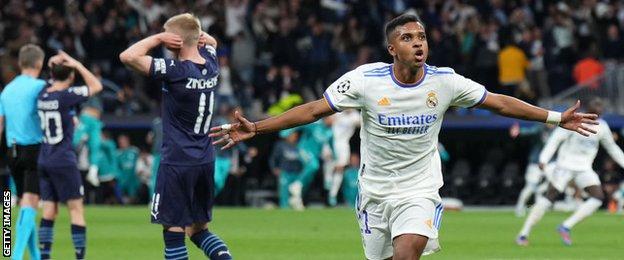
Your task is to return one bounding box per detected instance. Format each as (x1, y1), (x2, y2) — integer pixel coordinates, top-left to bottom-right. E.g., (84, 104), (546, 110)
(598, 125), (624, 168)
(52, 51), (103, 96)
(210, 98), (335, 150)
(119, 32), (183, 76)
(477, 93), (598, 136)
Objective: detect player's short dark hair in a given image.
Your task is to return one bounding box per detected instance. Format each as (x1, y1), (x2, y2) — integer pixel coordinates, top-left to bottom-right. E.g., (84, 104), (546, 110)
(588, 97), (604, 113)
(18, 44), (44, 69)
(50, 64), (74, 81)
(385, 13), (426, 41)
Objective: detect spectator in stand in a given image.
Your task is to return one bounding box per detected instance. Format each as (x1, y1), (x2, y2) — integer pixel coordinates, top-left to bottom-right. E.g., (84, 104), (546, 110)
(602, 24), (624, 61)
(573, 48), (605, 89)
(498, 40), (533, 102)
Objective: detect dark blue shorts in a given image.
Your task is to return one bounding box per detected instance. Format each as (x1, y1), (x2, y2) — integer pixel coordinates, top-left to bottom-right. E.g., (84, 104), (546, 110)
(151, 162), (215, 227)
(39, 164), (83, 202)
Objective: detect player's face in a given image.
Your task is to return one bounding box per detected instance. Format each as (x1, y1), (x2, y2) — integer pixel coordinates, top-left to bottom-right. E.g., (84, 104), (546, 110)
(388, 22), (428, 70)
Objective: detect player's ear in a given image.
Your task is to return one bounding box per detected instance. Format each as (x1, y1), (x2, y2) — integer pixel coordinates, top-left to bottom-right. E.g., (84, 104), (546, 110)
(387, 43), (396, 57)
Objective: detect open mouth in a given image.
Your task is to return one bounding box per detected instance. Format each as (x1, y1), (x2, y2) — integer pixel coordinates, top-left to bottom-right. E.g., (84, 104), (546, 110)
(415, 50), (424, 61)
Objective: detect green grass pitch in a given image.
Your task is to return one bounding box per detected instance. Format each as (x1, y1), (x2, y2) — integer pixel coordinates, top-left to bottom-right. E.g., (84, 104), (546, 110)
(12, 207), (624, 259)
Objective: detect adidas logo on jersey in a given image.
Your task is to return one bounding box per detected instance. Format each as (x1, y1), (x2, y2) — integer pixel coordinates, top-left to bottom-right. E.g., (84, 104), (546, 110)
(377, 97), (391, 106)
(425, 219), (433, 229)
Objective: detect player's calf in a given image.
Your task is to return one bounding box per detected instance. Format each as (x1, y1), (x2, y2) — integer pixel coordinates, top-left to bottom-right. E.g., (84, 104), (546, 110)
(67, 198), (87, 259)
(163, 228), (188, 260)
(189, 226), (232, 260)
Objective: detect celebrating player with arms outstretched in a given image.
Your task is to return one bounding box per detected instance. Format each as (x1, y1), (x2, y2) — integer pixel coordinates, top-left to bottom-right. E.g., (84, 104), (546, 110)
(211, 14), (597, 259)
(120, 13), (232, 260)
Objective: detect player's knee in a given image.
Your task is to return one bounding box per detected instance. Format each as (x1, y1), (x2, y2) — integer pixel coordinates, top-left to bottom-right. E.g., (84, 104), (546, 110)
(544, 187), (559, 202)
(67, 199), (84, 212)
(186, 222), (208, 236)
(42, 205), (58, 219)
(20, 192), (39, 207)
(165, 226), (185, 233)
(586, 186), (605, 200)
(393, 234), (426, 260)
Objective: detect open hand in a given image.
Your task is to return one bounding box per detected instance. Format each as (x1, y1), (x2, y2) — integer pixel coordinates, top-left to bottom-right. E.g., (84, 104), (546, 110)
(198, 31), (217, 47)
(48, 50), (80, 68)
(158, 32), (183, 50)
(209, 111), (257, 150)
(559, 100), (599, 136)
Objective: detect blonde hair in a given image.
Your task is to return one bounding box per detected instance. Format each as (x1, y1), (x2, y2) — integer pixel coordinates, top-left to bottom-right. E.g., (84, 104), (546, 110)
(163, 13), (201, 47)
(18, 44), (45, 69)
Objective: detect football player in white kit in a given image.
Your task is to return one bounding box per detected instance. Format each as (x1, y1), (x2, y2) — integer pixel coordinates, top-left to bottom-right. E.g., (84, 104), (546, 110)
(517, 98), (624, 246)
(210, 14), (598, 259)
(328, 109), (360, 206)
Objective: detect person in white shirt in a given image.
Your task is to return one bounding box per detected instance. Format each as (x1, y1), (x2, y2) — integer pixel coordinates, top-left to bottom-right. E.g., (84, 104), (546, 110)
(210, 14), (597, 260)
(517, 98), (623, 246)
(327, 109), (360, 206)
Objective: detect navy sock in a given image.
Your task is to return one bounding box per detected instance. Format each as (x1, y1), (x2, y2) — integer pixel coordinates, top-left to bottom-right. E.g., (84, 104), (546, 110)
(190, 229), (232, 259)
(71, 225), (86, 260)
(163, 230), (188, 260)
(39, 219), (54, 260)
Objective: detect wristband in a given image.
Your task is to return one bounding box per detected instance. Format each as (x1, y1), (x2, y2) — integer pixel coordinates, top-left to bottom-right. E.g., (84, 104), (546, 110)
(546, 111), (561, 125)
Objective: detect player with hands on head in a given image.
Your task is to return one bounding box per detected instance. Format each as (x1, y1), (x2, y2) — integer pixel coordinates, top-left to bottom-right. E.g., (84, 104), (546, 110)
(120, 13), (232, 260)
(37, 50), (103, 260)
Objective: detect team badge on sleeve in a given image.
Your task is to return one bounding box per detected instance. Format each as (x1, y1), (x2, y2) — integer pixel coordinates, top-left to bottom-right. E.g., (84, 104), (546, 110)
(154, 58), (166, 74)
(426, 91), (438, 108)
(336, 79), (351, 94)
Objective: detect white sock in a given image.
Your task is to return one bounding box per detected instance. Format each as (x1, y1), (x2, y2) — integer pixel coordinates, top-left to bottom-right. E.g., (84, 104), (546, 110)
(519, 196), (552, 237)
(329, 173), (344, 198)
(516, 184), (537, 210)
(562, 197), (602, 229)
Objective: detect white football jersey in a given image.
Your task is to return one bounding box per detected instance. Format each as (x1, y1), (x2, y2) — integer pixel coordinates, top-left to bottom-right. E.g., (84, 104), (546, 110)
(539, 119), (624, 171)
(323, 62), (487, 199)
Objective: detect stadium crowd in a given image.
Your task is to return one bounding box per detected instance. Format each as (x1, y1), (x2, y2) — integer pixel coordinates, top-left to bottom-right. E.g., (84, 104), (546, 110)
(2, 0), (624, 114)
(1, 0), (624, 208)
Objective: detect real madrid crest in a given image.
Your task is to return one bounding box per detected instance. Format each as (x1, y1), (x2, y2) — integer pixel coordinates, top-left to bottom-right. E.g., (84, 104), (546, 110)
(426, 91), (438, 108)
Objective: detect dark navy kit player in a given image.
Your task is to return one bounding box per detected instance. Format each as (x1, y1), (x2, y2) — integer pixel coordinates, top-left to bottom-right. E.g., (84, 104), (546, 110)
(120, 13), (232, 260)
(37, 51), (103, 260)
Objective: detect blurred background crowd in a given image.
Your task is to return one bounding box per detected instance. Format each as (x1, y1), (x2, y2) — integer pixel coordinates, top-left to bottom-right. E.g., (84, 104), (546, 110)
(1, 0), (624, 209)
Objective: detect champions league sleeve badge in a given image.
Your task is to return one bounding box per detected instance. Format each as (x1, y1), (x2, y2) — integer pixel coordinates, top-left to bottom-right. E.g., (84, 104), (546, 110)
(336, 79), (351, 94)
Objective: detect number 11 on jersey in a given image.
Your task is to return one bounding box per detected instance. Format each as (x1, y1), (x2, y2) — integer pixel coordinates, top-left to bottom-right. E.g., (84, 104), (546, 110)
(194, 91), (215, 134)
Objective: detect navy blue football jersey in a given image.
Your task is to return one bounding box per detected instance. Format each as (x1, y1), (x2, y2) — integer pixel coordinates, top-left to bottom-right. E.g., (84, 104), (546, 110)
(150, 45), (219, 165)
(37, 85), (89, 167)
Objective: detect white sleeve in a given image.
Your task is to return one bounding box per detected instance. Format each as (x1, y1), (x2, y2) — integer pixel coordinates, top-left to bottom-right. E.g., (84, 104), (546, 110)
(599, 123), (624, 168)
(539, 127), (568, 164)
(323, 70), (362, 112)
(449, 72), (488, 108)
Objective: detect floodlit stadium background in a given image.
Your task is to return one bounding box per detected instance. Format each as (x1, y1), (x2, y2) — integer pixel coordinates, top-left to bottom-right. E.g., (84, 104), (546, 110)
(1, 0), (624, 259)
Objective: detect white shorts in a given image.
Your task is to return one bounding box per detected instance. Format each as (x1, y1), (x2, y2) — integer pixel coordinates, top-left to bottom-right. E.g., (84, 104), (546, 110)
(547, 166), (601, 192)
(356, 194), (443, 259)
(525, 163), (544, 184)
